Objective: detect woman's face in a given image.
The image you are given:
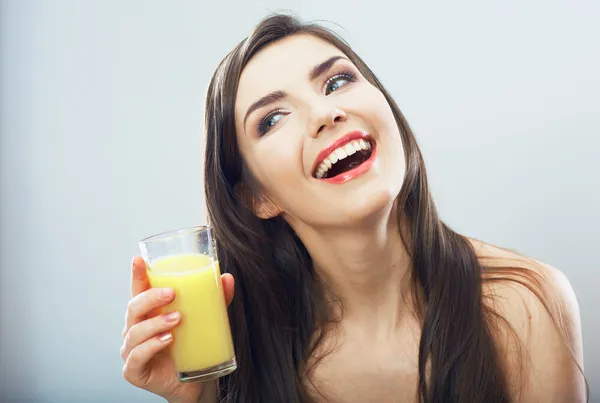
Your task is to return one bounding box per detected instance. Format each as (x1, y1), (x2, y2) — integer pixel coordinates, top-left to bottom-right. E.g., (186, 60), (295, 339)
(234, 34), (405, 228)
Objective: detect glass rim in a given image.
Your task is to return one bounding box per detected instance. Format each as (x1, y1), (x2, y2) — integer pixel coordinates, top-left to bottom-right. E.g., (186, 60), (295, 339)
(138, 225), (212, 245)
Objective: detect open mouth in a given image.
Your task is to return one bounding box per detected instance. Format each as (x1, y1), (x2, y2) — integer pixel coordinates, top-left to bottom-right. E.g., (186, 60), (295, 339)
(313, 136), (375, 180)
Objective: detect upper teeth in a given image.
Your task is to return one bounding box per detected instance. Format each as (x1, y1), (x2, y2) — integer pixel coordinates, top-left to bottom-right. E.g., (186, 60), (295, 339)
(315, 139), (371, 178)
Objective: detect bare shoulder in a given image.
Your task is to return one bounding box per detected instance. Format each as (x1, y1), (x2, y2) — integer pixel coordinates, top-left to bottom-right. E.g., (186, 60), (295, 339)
(470, 239), (587, 402)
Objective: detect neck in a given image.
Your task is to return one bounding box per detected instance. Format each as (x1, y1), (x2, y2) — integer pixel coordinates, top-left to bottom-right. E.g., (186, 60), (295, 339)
(290, 204), (413, 333)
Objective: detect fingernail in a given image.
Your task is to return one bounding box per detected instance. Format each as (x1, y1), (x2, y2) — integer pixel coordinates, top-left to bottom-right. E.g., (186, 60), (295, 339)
(165, 311), (179, 322)
(160, 288), (173, 299)
(159, 332), (172, 342)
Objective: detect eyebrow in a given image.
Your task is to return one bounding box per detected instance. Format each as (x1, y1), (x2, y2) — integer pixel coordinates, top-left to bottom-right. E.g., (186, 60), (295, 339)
(243, 55), (349, 127)
(243, 90), (287, 127)
(309, 55), (347, 81)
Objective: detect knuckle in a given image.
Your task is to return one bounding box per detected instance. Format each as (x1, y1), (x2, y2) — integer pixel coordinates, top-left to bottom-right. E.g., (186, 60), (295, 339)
(123, 327), (131, 344)
(131, 289), (161, 316)
(119, 344), (126, 361)
(128, 345), (144, 366)
(122, 330), (135, 357)
(122, 363), (134, 384)
(126, 299), (136, 318)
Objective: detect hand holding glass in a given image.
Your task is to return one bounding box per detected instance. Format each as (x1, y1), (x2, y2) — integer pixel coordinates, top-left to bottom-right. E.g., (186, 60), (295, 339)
(138, 226), (236, 382)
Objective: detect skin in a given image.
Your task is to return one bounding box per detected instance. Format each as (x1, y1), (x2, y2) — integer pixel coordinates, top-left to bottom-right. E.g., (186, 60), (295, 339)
(235, 34), (410, 330)
(121, 34), (586, 402)
(234, 34), (586, 402)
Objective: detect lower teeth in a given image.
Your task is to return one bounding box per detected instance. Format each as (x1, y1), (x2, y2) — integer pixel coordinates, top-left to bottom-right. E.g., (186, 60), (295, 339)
(322, 148), (371, 178)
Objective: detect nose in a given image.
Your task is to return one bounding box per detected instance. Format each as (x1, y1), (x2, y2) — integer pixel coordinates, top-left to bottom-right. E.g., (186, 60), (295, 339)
(309, 106), (347, 138)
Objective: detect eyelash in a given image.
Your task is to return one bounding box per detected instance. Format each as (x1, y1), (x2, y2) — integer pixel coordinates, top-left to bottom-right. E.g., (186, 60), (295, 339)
(256, 69), (358, 136)
(324, 70), (357, 95)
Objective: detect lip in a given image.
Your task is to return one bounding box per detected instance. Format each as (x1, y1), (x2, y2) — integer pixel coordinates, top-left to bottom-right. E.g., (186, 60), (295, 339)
(311, 130), (373, 175)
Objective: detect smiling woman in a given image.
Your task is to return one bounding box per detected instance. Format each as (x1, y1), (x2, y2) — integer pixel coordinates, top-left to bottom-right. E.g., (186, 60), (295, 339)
(121, 13), (589, 403)
(231, 32), (406, 227)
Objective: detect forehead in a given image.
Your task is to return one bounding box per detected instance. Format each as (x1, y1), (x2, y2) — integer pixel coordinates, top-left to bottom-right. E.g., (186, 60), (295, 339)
(235, 34), (346, 115)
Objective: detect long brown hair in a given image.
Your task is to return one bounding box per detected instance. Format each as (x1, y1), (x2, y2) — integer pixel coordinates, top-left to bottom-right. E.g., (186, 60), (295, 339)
(204, 13), (586, 403)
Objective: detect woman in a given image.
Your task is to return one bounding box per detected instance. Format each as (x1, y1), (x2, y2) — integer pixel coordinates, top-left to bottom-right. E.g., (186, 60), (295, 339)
(120, 13), (588, 403)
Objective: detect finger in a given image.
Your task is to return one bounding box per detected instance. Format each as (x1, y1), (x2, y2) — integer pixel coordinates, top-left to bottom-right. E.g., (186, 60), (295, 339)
(122, 332), (173, 385)
(131, 256), (151, 298)
(121, 311), (181, 361)
(125, 287), (174, 332)
(222, 273), (235, 306)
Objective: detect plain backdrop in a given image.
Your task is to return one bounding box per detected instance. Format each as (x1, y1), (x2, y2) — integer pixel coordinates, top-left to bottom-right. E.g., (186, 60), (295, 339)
(1, 1), (598, 402)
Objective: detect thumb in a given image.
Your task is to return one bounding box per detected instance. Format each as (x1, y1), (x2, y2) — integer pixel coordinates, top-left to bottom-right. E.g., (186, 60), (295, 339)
(130, 256), (151, 298)
(221, 273), (235, 306)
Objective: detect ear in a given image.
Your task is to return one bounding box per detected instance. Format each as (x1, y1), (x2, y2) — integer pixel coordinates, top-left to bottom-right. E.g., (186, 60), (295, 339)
(235, 183), (281, 220)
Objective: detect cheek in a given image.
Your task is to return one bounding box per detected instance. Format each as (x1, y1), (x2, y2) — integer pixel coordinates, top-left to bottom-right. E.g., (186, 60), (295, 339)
(352, 87), (405, 177)
(247, 135), (304, 195)
(358, 89), (396, 132)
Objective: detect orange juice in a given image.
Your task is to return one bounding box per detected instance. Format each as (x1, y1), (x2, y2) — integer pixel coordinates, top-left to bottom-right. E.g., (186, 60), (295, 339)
(147, 254), (234, 373)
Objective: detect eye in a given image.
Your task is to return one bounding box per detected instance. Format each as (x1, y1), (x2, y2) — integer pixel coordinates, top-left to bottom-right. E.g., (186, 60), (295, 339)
(325, 71), (357, 95)
(257, 109), (286, 136)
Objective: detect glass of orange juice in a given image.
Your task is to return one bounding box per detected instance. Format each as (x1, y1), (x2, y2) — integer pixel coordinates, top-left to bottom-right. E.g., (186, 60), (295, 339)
(138, 225), (236, 383)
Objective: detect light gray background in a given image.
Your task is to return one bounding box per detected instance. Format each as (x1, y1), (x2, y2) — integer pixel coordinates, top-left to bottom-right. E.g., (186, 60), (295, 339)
(1, 1), (598, 402)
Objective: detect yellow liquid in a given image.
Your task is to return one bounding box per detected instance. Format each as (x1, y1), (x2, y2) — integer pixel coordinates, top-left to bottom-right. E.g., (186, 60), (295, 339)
(147, 254), (234, 373)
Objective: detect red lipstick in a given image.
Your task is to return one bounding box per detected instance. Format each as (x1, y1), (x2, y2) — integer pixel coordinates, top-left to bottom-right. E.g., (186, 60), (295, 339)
(312, 130), (371, 174)
(312, 130), (376, 184)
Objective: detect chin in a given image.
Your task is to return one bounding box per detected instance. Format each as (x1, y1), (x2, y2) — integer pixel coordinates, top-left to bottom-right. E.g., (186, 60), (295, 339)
(308, 174), (399, 229)
(346, 184), (399, 224)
